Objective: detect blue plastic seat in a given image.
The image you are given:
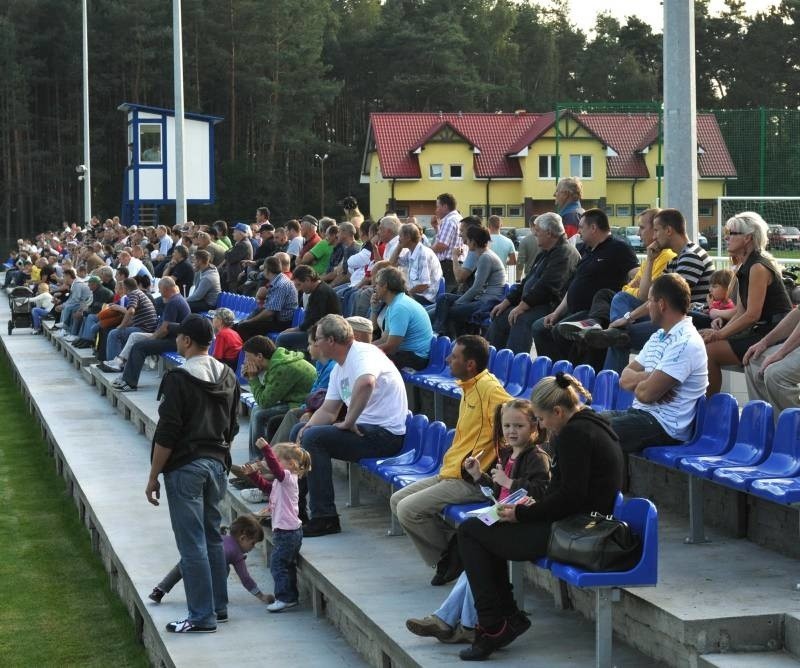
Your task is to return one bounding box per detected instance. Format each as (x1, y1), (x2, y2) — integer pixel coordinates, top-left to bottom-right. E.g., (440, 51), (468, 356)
(402, 336), (450, 382)
(549, 496), (658, 588)
(713, 408), (800, 491)
(551, 359), (573, 376)
(437, 276), (446, 297)
(410, 341), (457, 389)
(359, 413), (426, 473)
(749, 476), (800, 504)
(518, 356), (552, 397)
(573, 363), (596, 394)
(678, 401), (773, 478)
(291, 306), (304, 327)
(377, 421), (446, 483)
(443, 501), (491, 525)
(393, 429), (454, 488)
(591, 370), (619, 412)
(504, 353), (532, 397)
(615, 386), (634, 410)
(642, 393), (737, 468)
(489, 348), (514, 385)
(235, 350), (248, 387)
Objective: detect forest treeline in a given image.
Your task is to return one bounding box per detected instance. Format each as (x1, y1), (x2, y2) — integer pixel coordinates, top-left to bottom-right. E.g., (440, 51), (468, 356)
(0, 0), (797, 239)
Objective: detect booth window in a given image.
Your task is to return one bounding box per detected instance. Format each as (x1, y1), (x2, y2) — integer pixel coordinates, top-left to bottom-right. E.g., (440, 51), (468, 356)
(139, 124), (162, 163)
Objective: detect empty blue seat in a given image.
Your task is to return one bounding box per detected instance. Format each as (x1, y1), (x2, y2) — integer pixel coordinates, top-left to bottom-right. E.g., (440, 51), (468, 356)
(519, 356), (552, 397)
(503, 353), (532, 397)
(489, 348), (514, 385)
(750, 476), (800, 505)
(377, 421), (446, 483)
(573, 364), (596, 394)
(393, 429), (454, 488)
(235, 350), (248, 386)
(591, 369), (619, 412)
(410, 341), (457, 389)
(359, 413), (427, 473)
(551, 359), (573, 376)
(678, 400), (773, 478)
(291, 306), (304, 327)
(642, 393), (737, 468)
(713, 408), (800, 491)
(402, 336), (450, 382)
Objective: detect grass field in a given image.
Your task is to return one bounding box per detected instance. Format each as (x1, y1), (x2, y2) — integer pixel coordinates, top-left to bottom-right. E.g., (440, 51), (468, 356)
(0, 354), (149, 667)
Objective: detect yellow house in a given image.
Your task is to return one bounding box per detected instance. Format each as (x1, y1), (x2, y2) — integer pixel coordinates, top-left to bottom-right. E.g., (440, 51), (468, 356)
(361, 111), (736, 232)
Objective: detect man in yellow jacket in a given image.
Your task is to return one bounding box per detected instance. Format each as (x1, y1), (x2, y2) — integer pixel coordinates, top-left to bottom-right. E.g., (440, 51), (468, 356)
(390, 335), (510, 585)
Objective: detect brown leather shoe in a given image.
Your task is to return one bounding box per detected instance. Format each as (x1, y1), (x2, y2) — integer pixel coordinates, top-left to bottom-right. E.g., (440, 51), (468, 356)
(440, 623), (475, 644)
(406, 615), (453, 641)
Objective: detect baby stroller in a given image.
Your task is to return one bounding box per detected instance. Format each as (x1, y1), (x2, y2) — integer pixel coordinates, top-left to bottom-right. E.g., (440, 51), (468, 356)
(8, 286), (34, 335)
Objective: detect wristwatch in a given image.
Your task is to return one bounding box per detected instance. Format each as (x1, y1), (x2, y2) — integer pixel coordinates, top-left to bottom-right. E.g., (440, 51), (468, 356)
(623, 311), (632, 321)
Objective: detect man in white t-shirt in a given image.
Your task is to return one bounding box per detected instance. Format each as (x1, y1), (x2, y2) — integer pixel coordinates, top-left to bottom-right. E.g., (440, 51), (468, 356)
(487, 214), (517, 268)
(603, 273), (708, 452)
(390, 222), (443, 305)
(298, 314), (407, 537)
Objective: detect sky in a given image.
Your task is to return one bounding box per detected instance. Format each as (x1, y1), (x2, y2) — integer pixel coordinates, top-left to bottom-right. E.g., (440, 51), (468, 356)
(559, 0), (781, 34)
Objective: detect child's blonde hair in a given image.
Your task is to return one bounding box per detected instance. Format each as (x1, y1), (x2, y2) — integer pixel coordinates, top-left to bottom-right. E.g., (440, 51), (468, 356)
(224, 514), (265, 542)
(37, 282), (49, 294)
(272, 443), (312, 478)
(492, 399), (546, 456)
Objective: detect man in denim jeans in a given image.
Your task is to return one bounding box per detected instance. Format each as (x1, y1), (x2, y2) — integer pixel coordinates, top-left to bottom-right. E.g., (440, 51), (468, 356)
(146, 315), (240, 634)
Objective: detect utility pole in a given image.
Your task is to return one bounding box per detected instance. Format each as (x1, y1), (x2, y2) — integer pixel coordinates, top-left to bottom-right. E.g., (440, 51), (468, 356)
(173, 0), (187, 226)
(314, 153), (329, 217)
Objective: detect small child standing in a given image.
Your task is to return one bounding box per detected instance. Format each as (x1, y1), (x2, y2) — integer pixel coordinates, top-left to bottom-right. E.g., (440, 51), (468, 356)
(149, 514), (273, 608)
(241, 438), (311, 612)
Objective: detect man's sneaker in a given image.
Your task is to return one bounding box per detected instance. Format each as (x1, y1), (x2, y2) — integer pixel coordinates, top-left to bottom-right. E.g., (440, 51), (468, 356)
(111, 379), (137, 392)
(241, 488), (267, 503)
(165, 619), (216, 633)
(406, 615), (454, 641)
(64, 335), (78, 343)
(267, 599), (298, 613)
(582, 327), (631, 350)
(216, 612), (229, 623)
(148, 587), (165, 603)
(97, 362), (121, 373)
(302, 515), (341, 537)
(555, 318), (602, 341)
(56, 329), (68, 337)
(53, 323), (64, 329)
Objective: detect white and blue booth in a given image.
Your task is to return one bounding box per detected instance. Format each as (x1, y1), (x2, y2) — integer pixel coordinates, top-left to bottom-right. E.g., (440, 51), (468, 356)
(118, 102), (223, 226)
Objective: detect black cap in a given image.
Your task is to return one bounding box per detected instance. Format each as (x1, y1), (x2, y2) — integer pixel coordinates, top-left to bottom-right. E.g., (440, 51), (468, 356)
(259, 223), (275, 233)
(177, 314), (214, 347)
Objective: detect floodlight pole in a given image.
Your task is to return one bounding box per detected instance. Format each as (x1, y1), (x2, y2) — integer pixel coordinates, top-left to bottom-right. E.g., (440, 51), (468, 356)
(663, 0), (699, 242)
(173, 0), (186, 226)
(81, 0), (91, 225)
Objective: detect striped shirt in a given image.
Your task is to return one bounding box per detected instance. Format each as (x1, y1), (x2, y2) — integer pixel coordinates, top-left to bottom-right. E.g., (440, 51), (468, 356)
(632, 317), (708, 441)
(127, 289), (159, 333)
(666, 242), (713, 302)
(264, 272), (298, 321)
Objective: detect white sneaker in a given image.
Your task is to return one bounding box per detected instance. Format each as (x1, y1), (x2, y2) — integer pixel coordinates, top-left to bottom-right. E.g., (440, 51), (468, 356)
(267, 600), (298, 613)
(53, 323), (64, 329)
(56, 329), (68, 337)
(241, 488), (267, 503)
(106, 358), (124, 371)
(64, 335), (78, 342)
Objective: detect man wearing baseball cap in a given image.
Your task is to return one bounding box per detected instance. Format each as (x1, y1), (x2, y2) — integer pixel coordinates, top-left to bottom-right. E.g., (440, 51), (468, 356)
(222, 222), (253, 291)
(146, 314), (241, 634)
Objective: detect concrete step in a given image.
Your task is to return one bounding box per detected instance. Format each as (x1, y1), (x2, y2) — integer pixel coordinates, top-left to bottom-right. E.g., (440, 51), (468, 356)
(699, 651), (800, 667)
(20, 310), (800, 668)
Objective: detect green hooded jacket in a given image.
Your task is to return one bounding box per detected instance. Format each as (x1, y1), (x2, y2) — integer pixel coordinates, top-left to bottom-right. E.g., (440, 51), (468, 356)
(249, 346), (317, 409)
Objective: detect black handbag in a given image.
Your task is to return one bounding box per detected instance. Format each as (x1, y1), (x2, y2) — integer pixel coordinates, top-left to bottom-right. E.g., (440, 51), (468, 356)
(546, 512), (642, 572)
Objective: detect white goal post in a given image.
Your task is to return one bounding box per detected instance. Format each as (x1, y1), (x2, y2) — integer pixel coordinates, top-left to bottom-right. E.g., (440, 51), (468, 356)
(716, 196), (800, 258)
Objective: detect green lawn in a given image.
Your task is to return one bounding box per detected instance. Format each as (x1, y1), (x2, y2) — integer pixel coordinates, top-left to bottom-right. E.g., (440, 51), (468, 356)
(0, 354), (149, 667)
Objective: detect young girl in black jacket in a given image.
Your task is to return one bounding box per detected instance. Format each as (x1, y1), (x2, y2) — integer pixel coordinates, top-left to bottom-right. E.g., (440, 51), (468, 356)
(456, 373), (624, 661)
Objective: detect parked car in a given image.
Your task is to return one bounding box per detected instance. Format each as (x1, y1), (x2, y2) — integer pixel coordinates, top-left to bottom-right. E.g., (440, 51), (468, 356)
(624, 226), (643, 250)
(500, 226), (531, 249)
(769, 225), (800, 250)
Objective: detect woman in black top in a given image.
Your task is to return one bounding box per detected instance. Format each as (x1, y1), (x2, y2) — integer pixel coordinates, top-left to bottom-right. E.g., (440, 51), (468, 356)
(702, 212), (792, 395)
(456, 373), (624, 661)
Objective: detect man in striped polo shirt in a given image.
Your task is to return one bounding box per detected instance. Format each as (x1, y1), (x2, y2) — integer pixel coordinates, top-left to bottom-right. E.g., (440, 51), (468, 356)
(603, 273), (708, 454)
(583, 208), (714, 373)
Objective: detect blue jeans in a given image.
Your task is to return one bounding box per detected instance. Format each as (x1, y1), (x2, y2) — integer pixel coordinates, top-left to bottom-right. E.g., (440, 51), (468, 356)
(275, 330), (310, 352)
(249, 404), (290, 460)
(609, 291), (643, 322)
(603, 319), (658, 374)
(164, 458), (228, 627)
(31, 306), (51, 330)
(271, 528), (303, 603)
(106, 325), (142, 361)
(79, 313), (100, 341)
(434, 571), (477, 629)
(122, 336), (177, 388)
(60, 301), (80, 330)
(602, 408), (680, 453)
(301, 424), (404, 518)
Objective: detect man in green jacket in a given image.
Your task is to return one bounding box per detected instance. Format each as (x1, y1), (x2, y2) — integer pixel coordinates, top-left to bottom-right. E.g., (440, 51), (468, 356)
(241, 335), (316, 460)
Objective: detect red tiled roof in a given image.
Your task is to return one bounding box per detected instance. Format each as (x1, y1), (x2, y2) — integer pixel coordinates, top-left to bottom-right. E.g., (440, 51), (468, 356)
(368, 112), (736, 180)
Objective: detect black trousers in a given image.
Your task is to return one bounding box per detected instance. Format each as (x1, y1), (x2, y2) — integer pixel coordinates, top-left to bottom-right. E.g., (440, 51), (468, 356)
(387, 349), (428, 371)
(458, 517), (551, 628)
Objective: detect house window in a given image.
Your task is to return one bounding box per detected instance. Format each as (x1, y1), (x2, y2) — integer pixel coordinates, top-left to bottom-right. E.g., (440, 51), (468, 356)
(449, 164), (463, 179)
(604, 205), (616, 217)
(538, 155), (559, 179)
(507, 205), (523, 218)
(615, 204), (632, 218)
(470, 205), (486, 218)
(139, 124), (162, 163)
(634, 204), (650, 216)
(569, 154), (592, 179)
(490, 206), (505, 217)
(698, 203), (713, 217)
(429, 164), (443, 180)
(392, 206), (408, 218)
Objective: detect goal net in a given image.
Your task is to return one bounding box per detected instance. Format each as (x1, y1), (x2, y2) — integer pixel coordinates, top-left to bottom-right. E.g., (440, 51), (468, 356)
(716, 196), (800, 257)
